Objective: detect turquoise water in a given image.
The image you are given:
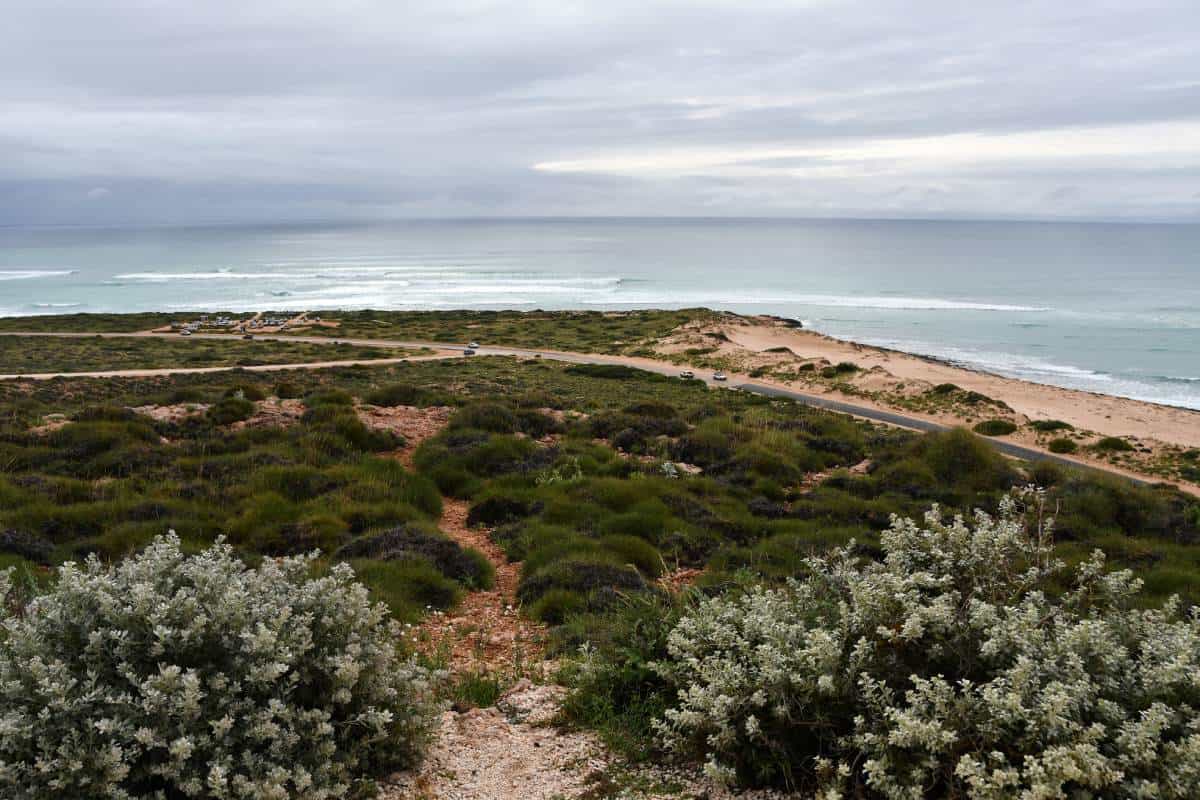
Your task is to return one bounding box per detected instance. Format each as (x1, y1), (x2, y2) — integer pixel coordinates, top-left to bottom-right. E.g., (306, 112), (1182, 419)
(1, 218), (1197, 409)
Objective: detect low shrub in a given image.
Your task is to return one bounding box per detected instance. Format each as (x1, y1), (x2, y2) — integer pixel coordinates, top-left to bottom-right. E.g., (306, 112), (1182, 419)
(1031, 419), (1074, 432)
(518, 556), (648, 609)
(0, 534), (440, 798)
(273, 380), (303, 399)
(449, 402), (518, 434)
(348, 557), (461, 619)
(1048, 437), (1079, 454)
(563, 593), (685, 756)
(1094, 436), (1135, 452)
(337, 522), (493, 589)
(654, 493), (1200, 795)
(972, 418), (1017, 436)
(565, 363), (649, 380)
(206, 396), (255, 425)
(0, 528), (53, 564)
(365, 382), (423, 407)
(224, 382), (267, 401)
(528, 588), (586, 625)
(305, 388), (355, 407)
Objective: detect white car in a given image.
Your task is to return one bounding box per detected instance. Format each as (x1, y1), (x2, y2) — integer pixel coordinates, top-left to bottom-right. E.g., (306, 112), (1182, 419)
(712, 371), (728, 382)
(680, 370), (694, 379)
(467, 341), (480, 349)
(180, 329), (192, 336)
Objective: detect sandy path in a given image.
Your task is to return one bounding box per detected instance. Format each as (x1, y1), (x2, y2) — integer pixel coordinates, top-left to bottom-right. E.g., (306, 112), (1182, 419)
(415, 497), (546, 673)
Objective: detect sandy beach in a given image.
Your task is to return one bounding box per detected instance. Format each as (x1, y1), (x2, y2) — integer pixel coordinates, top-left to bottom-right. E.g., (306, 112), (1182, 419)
(652, 314), (1200, 491)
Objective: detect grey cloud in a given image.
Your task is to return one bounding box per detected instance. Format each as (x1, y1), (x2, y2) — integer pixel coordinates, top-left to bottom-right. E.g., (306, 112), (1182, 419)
(2, 0), (1199, 223)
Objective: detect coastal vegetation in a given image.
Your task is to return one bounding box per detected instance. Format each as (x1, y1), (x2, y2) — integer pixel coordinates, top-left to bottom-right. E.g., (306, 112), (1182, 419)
(1, 320), (1199, 797)
(0, 335), (417, 373)
(0, 535), (439, 798)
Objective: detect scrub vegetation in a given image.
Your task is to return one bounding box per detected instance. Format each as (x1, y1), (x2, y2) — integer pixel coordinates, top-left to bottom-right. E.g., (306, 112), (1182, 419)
(0, 335), (417, 373)
(2, 343), (1199, 797)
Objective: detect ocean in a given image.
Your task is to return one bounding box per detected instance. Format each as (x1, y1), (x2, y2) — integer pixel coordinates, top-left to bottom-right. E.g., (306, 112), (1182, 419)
(1, 218), (1198, 410)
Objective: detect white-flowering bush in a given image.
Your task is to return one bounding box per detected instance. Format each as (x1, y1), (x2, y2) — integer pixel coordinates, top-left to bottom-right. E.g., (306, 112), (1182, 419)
(655, 490), (1200, 798)
(0, 534), (440, 799)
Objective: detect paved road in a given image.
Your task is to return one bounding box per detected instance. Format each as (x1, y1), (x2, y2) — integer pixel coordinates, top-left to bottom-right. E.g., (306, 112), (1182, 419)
(0, 330), (1173, 488)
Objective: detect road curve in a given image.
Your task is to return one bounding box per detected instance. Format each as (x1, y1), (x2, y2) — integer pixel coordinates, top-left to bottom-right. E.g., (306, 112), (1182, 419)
(0, 330), (1179, 489)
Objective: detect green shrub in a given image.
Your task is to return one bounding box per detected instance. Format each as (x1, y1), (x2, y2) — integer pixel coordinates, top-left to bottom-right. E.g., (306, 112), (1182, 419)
(599, 534), (664, 578)
(366, 382), (423, 407)
(562, 593), (683, 757)
(224, 382), (267, 401)
(206, 396), (255, 425)
(337, 523), (493, 589)
(528, 588), (586, 625)
(305, 388), (355, 407)
(0, 528), (54, 564)
(972, 418), (1017, 436)
(348, 557), (461, 620)
(1031, 419), (1073, 432)
(519, 555), (648, 609)
(1094, 436), (1135, 452)
(654, 493), (1200, 794)
(273, 381), (303, 399)
(1048, 437), (1078, 454)
(565, 363), (649, 380)
(0, 534), (440, 798)
(449, 402), (519, 433)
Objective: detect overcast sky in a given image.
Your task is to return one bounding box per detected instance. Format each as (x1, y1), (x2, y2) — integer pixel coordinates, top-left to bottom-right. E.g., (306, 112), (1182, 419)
(3, 0), (1199, 224)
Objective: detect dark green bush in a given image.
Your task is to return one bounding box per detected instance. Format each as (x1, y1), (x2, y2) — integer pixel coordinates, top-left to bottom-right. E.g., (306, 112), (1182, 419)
(207, 396), (255, 425)
(0, 528), (53, 563)
(565, 363), (651, 380)
(337, 523), (493, 588)
(518, 556), (648, 608)
(450, 402), (519, 433)
(528, 588), (586, 625)
(365, 382), (423, 407)
(1094, 436), (1135, 453)
(1031, 419), (1073, 432)
(349, 557), (461, 620)
(468, 490), (543, 527)
(224, 383), (267, 401)
(561, 593), (682, 757)
(973, 419), (1017, 436)
(1048, 437), (1079, 454)
(305, 388), (355, 407)
(273, 381), (302, 399)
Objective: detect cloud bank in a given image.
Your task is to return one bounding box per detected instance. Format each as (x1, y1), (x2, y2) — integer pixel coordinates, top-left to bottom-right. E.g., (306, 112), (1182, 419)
(3, 0), (1199, 223)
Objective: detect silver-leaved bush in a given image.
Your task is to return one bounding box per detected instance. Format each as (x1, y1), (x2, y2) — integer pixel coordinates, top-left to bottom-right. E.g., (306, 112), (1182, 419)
(0, 534), (440, 799)
(655, 490), (1200, 798)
